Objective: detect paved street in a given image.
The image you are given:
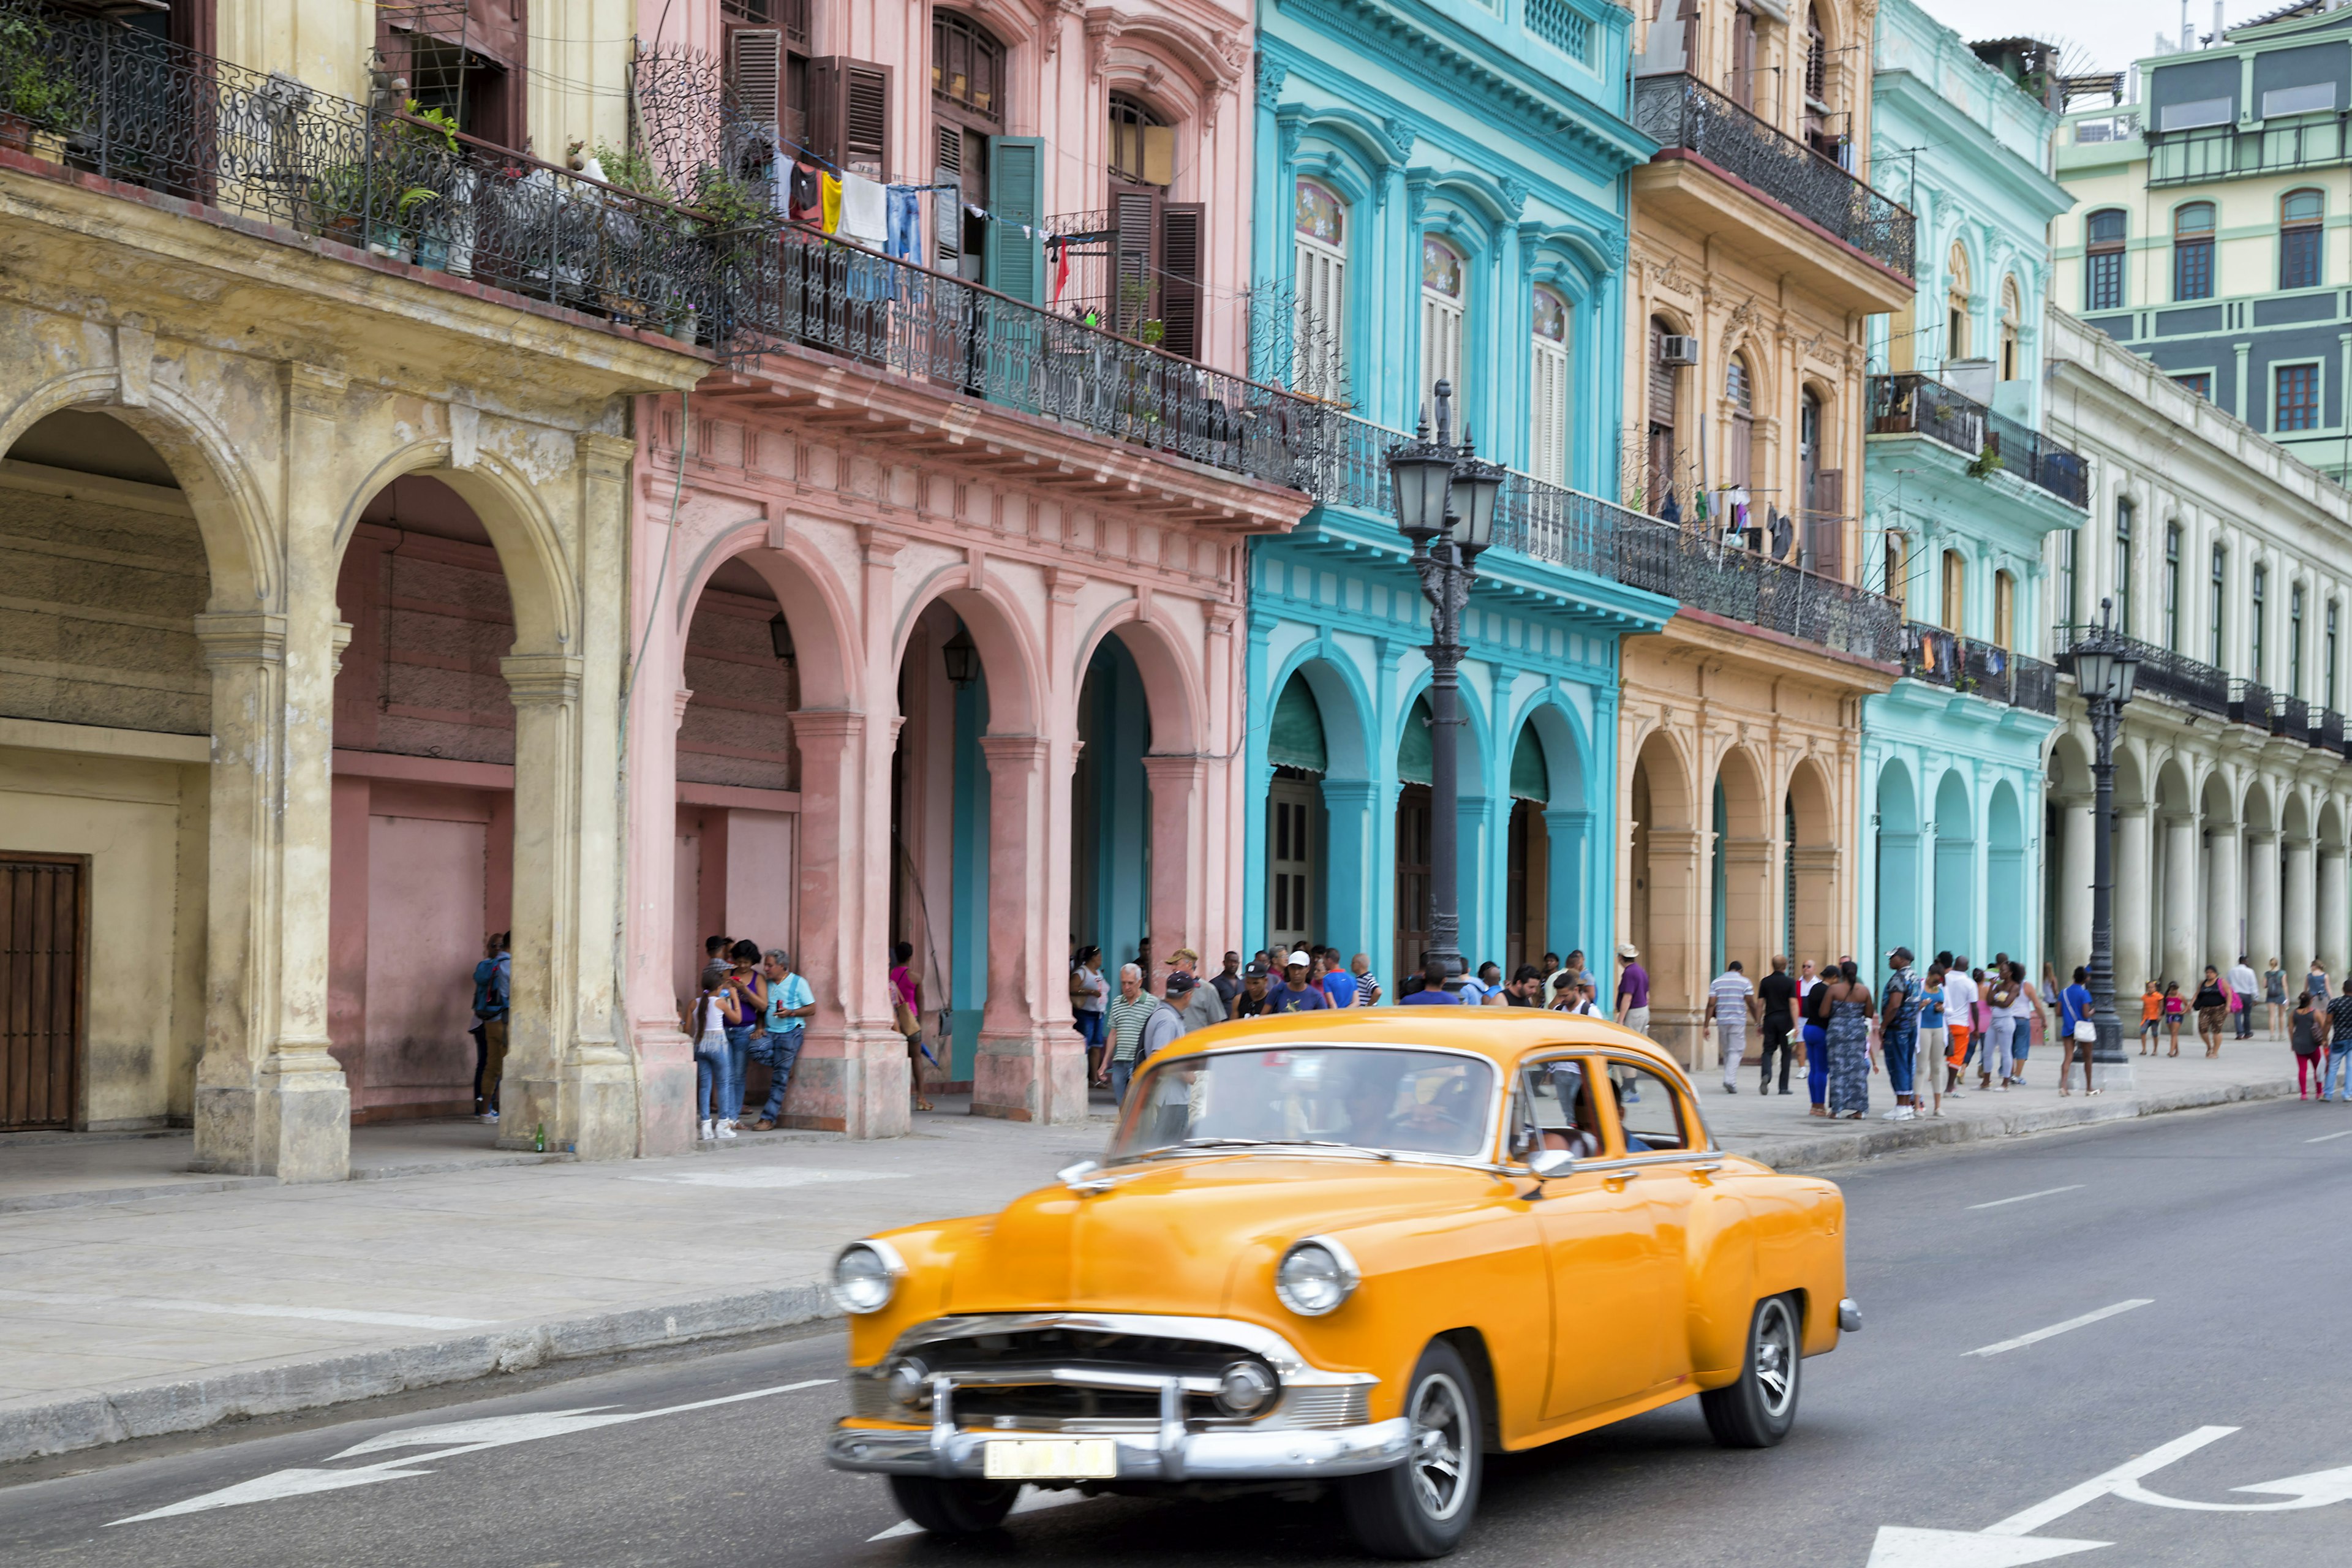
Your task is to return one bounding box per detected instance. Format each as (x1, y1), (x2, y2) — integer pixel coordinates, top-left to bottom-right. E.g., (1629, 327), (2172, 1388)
(3, 1097), (2347, 1567)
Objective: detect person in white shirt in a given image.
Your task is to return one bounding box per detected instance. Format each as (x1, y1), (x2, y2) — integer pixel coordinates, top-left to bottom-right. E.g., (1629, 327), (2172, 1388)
(2225, 954), (2258, 1040)
(1942, 961), (1979, 1096)
(1705, 960), (1760, 1093)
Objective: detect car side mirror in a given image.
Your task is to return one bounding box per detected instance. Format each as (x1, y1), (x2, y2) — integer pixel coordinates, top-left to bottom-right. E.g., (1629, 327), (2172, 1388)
(1526, 1148), (1576, 1180)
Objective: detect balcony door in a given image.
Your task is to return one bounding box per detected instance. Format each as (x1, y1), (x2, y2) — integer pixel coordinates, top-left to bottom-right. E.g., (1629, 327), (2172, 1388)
(1396, 785), (1433, 983)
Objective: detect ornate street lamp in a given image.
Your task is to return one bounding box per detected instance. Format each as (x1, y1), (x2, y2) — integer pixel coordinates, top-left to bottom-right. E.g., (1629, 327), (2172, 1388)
(2078, 597), (2140, 1069)
(1385, 381), (1507, 982)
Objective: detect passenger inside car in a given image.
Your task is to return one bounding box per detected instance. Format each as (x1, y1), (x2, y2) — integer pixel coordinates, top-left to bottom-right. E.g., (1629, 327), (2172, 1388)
(1515, 1060), (1603, 1159)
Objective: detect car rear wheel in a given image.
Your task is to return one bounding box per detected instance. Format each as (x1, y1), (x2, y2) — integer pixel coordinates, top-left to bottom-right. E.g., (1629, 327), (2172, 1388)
(1340, 1340), (1482, 1559)
(887, 1475), (1020, 1535)
(1700, 1293), (1801, 1448)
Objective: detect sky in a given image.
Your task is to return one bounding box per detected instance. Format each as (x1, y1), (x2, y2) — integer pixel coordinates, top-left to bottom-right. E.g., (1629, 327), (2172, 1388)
(1913, 0), (2306, 75)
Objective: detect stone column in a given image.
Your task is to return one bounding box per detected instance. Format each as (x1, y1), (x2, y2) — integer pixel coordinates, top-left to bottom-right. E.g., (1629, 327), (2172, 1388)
(1790, 843), (1841, 961)
(2247, 829), (2283, 970)
(2114, 805), (2152, 992)
(1325, 780), (1381, 963)
(2285, 834), (2318, 970)
(2321, 844), (2350, 982)
(2206, 820), (2243, 974)
(1142, 753), (1208, 968)
(1542, 807), (1591, 959)
(1722, 835), (1773, 979)
(784, 709), (903, 1136)
(1642, 826), (1707, 1071)
(974, 735), (1085, 1123)
(2052, 794), (2093, 977)
(2160, 811), (2200, 987)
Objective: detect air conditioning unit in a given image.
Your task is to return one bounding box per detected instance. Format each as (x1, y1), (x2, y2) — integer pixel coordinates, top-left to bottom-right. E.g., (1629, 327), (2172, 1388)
(1660, 334), (1700, 366)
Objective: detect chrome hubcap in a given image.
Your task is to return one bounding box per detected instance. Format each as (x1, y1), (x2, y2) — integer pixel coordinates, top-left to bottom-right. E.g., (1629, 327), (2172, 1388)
(1754, 1298), (1796, 1418)
(1408, 1371), (1470, 1520)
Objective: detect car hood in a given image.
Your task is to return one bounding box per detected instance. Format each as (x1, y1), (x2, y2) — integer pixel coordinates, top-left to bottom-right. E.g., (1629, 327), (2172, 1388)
(941, 1155), (1496, 1315)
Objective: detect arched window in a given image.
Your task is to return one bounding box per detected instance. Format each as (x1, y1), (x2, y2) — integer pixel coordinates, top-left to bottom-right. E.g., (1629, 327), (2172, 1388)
(1999, 276), (2022, 380)
(1726, 351), (1755, 494)
(2086, 209), (2127, 311)
(2281, 187), (2324, 289)
(2174, 202), (2216, 301)
(1528, 285), (1571, 486)
(1107, 91), (1169, 186)
(1292, 179), (1348, 404)
(1942, 549), (1966, 635)
(932, 12), (1003, 126)
(1420, 236), (1467, 421)
(1946, 241), (1972, 361)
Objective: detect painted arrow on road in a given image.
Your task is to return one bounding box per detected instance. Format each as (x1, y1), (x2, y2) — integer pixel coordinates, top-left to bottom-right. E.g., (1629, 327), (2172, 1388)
(1864, 1528), (2108, 1567)
(109, 1379), (833, 1526)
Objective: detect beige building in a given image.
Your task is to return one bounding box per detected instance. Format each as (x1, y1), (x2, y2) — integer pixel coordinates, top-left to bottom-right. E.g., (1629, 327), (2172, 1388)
(1618, 0), (1910, 1057)
(0, 4), (701, 1172)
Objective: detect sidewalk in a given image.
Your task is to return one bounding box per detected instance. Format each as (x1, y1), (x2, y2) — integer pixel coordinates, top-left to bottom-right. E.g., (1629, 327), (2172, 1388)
(0, 1046), (2308, 1466)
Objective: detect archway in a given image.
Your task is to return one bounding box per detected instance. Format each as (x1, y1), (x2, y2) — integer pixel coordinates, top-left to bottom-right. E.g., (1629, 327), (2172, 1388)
(1875, 761), (1921, 974)
(1505, 696), (1593, 977)
(1711, 747), (1771, 981)
(1264, 669), (1328, 956)
(1071, 633), (1153, 980)
(1932, 771), (1975, 960)
(1262, 652), (1375, 964)
(1627, 728), (1697, 1059)
(1986, 780), (2026, 965)
(1787, 755), (1837, 959)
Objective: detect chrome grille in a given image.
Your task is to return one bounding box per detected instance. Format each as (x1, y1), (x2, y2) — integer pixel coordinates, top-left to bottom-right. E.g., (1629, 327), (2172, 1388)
(1275, 1384), (1370, 1430)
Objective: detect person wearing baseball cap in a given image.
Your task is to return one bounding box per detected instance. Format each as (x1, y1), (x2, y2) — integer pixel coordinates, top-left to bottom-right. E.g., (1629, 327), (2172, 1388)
(1265, 950), (1330, 1012)
(1615, 943), (1651, 1035)
(1232, 960), (1276, 1018)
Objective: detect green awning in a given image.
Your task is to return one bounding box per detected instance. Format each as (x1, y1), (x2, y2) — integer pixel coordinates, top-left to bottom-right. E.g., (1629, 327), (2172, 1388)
(1510, 729), (1550, 804)
(1398, 695), (1434, 786)
(1268, 673), (1327, 774)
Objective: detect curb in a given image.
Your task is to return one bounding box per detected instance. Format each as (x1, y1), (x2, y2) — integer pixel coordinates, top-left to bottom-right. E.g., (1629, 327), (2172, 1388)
(0, 1071), (2305, 1467)
(1729, 1073), (2298, 1173)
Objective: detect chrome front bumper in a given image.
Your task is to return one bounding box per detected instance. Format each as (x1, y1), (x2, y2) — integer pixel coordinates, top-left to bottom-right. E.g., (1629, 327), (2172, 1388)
(826, 1412), (1411, 1483)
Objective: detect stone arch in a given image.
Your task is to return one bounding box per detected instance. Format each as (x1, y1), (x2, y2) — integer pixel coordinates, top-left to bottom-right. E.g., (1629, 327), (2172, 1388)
(670, 511), (862, 714)
(893, 565), (1044, 736)
(1501, 688), (1594, 974)
(1785, 752), (1838, 959)
(1932, 768), (1975, 960)
(1267, 640), (1375, 783)
(1709, 744), (1772, 978)
(0, 371), (272, 609)
(1076, 603), (1204, 758)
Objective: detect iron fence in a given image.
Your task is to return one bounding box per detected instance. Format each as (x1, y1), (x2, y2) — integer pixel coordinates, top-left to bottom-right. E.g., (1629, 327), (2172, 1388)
(1631, 73), (1915, 279)
(1868, 374), (2089, 509)
(1903, 624), (2056, 710)
(2013, 656), (2057, 714)
(2052, 625), (2233, 719)
(1901, 622), (1960, 687)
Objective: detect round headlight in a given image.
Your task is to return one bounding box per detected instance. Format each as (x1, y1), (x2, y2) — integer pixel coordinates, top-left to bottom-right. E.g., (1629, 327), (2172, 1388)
(831, 1239), (904, 1314)
(1216, 1360), (1278, 1417)
(1274, 1237), (1360, 1317)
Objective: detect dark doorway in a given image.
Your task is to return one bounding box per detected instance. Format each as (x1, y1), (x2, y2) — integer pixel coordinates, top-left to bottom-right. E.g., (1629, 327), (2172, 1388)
(2, 854), (84, 1130)
(1395, 783), (1433, 983)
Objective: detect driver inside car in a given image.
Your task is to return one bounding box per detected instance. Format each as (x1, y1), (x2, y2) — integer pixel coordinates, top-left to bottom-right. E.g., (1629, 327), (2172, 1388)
(1533, 1061), (1604, 1158)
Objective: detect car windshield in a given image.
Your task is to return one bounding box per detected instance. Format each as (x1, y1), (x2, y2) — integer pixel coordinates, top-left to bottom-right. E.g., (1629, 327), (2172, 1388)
(1109, 1047), (1496, 1161)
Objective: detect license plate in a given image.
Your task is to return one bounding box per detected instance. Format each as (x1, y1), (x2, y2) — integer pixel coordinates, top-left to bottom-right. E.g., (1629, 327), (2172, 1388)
(981, 1438), (1118, 1480)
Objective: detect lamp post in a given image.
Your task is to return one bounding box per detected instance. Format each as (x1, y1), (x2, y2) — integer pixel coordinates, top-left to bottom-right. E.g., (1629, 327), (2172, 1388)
(1385, 380), (1505, 982)
(2075, 596), (2140, 1068)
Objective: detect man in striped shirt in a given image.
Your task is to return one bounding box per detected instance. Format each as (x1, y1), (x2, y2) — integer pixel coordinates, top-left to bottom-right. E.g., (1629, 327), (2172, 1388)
(1706, 960), (1759, 1094)
(1100, 963), (1162, 1108)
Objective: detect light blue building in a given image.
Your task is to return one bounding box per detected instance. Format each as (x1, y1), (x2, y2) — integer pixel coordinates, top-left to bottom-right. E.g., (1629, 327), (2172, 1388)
(1858, 4), (2085, 979)
(1246, 1), (1668, 981)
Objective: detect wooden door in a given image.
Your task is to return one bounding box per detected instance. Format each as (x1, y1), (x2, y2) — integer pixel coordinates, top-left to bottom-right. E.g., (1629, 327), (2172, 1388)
(2, 854), (83, 1131)
(1396, 784), (1433, 983)
(1268, 778), (1317, 957)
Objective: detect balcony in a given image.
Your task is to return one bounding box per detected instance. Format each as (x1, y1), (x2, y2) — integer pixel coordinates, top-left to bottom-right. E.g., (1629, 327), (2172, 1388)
(1868, 375), (2089, 510)
(1630, 73), (1915, 312)
(0, 3), (1322, 497)
(2147, 115), (2352, 187)
(1306, 412), (1902, 663)
(1899, 624), (2057, 714)
(2053, 626), (2231, 718)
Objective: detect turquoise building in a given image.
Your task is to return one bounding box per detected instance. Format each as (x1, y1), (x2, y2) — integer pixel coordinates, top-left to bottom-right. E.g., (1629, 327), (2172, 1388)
(1245, 0), (1668, 979)
(1858, 3), (2084, 978)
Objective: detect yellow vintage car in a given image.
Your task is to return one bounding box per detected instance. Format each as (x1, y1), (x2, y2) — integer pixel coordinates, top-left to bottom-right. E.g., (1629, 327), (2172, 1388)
(824, 1010), (1858, 1558)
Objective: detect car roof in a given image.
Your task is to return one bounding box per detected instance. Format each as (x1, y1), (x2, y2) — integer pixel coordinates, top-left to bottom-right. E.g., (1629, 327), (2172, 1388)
(1161, 1008), (1689, 1079)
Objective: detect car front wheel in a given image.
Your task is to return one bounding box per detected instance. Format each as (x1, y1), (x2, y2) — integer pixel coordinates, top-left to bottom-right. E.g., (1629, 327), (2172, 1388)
(1700, 1293), (1801, 1448)
(1340, 1340), (1483, 1559)
(887, 1475), (1020, 1535)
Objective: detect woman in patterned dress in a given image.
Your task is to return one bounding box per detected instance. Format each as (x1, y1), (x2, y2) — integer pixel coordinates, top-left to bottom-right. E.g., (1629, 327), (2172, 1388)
(1826, 959), (1875, 1119)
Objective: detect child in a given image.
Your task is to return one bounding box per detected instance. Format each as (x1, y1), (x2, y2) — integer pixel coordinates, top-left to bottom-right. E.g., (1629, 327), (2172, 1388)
(686, 973), (741, 1141)
(2162, 980), (2185, 1057)
(2139, 981), (2163, 1055)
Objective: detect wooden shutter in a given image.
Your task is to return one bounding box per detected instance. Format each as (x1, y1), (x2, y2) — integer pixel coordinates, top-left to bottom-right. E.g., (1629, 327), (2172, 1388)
(1159, 203), (1204, 360)
(1529, 335), (1569, 486)
(811, 56), (892, 176)
(2, 854), (83, 1131)
(1809, 469), (1844, 578)
(1648, 321), (1676, 426)
(986, 135), (1044, 303)
(1112, 181), (1161, 338)
(728, 28), (783, 129)
(933, 124), (962, 271)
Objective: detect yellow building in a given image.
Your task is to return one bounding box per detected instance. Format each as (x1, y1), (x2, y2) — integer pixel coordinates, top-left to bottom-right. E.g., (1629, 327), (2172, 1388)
(0, 3), (698, 1171)
(1618, 0), (1909, 1061)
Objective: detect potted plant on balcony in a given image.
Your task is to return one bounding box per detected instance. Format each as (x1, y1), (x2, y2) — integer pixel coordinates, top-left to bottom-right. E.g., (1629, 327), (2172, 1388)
(1966, 431), (2005, 481)
(0, 9), (81, 155)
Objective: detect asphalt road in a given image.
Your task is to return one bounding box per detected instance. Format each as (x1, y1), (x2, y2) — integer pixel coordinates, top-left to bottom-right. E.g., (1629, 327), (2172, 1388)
(4, 1096), (2350, 1568)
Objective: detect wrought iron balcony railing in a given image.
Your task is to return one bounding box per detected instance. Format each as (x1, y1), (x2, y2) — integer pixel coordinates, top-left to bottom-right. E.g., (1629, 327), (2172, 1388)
(1899, 623), (2054, 712)
(2013, 656), (2058, 715)
(1868, 375), (2089, 510)
(2052, 625), (2232, 719)
(1632, 73), (1915, 280)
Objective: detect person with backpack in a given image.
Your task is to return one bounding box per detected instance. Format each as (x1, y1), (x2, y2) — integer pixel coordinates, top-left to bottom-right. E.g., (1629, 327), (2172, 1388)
(472, 932), (511, 1124)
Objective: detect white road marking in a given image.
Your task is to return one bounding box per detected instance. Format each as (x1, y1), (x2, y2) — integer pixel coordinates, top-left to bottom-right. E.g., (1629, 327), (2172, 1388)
(110, 1379), (834, 1525)
(1967, 1185), (2085, 1210)
(631, 1167), (915, 1189)
(0, 1287), (487, 1331)
(1985, 1426), (2237, 1534)
(1863, 1528), (2109, 1566)
(2305, 1128), (2352, 1143)
(1964, 1300), (2152, 1358)
(867, 1486), (1090, 1541)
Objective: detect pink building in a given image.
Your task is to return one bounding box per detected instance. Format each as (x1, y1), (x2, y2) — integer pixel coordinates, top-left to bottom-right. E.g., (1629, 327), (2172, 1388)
(622, 0), (1305, 1148)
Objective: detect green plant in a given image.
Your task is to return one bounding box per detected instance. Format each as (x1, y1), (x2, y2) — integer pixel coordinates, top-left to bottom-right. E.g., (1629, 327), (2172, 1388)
(592, 139), (673, 202)
(0, 12), (81, 132)
(1965, 442), (2005, 481)
(401, 99), (459, 155)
